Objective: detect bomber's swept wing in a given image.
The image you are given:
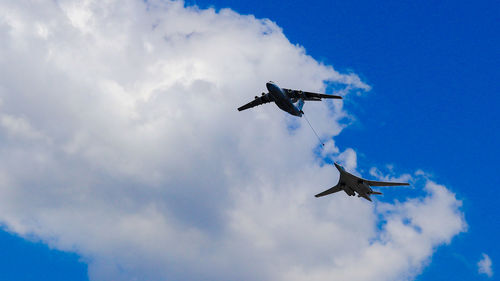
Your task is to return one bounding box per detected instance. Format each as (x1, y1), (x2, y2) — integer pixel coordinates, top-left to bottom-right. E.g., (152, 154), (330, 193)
(283, 88), (342, 101)
(364, 180), (410, 187)
(314, 184), (342, 197)
(238, 93), (274, 111)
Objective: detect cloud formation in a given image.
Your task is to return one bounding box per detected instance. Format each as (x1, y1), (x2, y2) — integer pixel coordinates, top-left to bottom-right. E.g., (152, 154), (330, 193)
(478, 253), (493, 278)
(0, 1), (465, 280)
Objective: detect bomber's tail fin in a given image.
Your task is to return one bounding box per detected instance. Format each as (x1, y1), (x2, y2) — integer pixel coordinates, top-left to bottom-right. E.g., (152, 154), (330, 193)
(371, 191), (383, 195)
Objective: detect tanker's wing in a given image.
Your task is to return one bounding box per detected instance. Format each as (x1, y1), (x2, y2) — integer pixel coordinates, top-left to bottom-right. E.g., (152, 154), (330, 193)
(283, 88), (342, 101)
(238, 93), (274, 111)
(314, 184), (342, 198)
(364, 180), (410, 187)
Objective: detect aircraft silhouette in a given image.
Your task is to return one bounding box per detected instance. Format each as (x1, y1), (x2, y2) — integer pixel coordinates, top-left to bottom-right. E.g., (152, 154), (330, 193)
(315, 163), (410, 201)
(238, 81), (342, 117)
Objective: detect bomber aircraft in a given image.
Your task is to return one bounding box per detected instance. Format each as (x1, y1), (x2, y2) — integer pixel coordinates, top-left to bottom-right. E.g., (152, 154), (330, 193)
(315, 163), (409, 201)
(237, 81), (342, 117)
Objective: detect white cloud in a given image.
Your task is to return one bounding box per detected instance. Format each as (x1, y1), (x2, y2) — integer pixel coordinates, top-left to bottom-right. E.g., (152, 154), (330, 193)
(0, 113), (48, 141)
(0, 1), (465, 280)
(369, 166), (413, 184)
(478, 253), (493, 277)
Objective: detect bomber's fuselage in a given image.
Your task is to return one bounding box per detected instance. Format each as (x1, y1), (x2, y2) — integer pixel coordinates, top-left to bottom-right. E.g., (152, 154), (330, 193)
(335, 163), (374, 201)
(266, 82), (303, 117)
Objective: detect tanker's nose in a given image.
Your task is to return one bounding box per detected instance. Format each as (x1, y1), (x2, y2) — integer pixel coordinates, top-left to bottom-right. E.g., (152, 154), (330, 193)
(266, 81), (274, 91)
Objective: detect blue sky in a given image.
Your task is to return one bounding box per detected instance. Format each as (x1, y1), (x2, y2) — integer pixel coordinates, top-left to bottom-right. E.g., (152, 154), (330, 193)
(0, 0), (498, 280)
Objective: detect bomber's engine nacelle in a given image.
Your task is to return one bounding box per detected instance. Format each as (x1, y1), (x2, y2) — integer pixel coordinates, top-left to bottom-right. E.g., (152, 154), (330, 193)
(359, 183), (374, 195)
(342, 184), (355, 196)
(345, 189), (355, 196)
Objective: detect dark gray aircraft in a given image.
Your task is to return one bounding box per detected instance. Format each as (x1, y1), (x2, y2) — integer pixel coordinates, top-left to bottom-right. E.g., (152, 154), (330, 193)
(315, 163), (409, 201)
(238, 81), (342, 117)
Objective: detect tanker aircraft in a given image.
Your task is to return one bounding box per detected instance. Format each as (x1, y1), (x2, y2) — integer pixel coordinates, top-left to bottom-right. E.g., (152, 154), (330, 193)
(237, 81), (342, 117)
(315, 163), (410, 201)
